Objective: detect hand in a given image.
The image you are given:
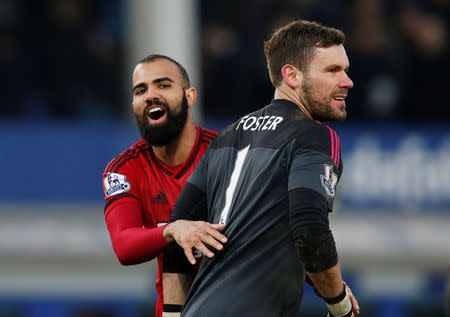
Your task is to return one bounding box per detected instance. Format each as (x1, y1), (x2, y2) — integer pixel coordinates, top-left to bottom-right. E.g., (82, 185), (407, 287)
(344, 282), (360, 315)
(164, 220), (228, 264)
(326, 282), (360, 317)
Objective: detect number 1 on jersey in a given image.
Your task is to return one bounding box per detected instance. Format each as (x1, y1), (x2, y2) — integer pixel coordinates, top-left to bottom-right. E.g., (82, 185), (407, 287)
(219, 144), (250, 224)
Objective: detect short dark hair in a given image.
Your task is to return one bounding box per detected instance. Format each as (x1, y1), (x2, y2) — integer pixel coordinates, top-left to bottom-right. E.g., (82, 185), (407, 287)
(264, 20), (345, 87)
(138, 54), (191, 88)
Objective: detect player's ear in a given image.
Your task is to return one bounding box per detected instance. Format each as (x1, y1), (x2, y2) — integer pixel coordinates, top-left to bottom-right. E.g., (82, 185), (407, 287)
(281, 64), (302, 89)
(185, 87), (197, 108)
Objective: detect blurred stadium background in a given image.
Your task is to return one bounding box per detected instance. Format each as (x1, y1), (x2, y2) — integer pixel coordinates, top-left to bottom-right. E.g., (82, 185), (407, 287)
(1, 0), (449, 316)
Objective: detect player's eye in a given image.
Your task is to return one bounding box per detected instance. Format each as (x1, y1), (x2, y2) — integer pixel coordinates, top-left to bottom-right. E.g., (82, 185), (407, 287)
(134, 88), (145, 95)
(159, 82), (171, 89)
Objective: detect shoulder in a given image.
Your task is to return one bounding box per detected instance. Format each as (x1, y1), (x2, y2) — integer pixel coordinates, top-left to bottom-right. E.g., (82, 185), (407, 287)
(199, 127), (218, 145)
(104, 139), (150, 174)
(293, 120), (341, 156)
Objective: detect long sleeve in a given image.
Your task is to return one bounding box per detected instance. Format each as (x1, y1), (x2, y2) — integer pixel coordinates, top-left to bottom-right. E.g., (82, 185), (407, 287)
(105, 199), (168, 265)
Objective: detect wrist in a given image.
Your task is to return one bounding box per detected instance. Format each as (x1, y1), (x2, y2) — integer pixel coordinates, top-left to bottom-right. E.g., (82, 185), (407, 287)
(163, 304), (182, 317)
(162, 312), (181, 317)
(324, 284), (352, 317)
(163, 222), (175, 242)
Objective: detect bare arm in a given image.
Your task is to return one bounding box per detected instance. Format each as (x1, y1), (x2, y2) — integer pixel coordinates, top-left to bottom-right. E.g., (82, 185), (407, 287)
(307, 263), (360, 316)
(162, 272), (193, 306)
(307, 262), (344, 298)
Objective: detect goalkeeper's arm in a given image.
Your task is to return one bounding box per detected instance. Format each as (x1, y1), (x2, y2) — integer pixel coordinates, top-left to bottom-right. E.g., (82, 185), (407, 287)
(289, 188), (360, 316)
(307, 264), (359, 317)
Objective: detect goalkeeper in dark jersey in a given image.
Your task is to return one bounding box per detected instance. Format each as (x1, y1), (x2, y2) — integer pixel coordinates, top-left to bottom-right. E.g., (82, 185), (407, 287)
(162, 19), (360, 317)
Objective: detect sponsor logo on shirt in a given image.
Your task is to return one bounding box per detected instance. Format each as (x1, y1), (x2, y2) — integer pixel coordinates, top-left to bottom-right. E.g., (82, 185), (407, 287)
(104, 172), (131, 197)
(236, 115), (284, 131)
(320, 164), (338, 197)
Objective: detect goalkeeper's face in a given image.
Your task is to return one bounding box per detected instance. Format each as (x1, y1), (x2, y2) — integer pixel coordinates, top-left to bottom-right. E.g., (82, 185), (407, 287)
(298, 44), (353, 122)
(131, 59), (191, 146)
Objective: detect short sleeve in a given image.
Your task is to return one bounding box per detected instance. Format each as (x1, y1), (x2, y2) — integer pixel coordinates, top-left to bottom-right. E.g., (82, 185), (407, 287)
(288, 122), (342, 211)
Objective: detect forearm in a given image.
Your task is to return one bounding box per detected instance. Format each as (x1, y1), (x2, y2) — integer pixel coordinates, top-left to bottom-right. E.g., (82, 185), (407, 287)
(105, 200), (168, 265)
(109, 225), (167, 265)
(289, 188), (338, 272)
(308, 263), (357, 317)
(162, 239), (197, 317)
(163, 272), (193, 305)
(289, 188), (356, 315)
(307, 262), (344, 298)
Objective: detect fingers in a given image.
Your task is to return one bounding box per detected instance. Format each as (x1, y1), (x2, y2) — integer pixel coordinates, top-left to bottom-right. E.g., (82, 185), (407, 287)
(345, 283), (360, 315)
(206, 225), (228, 243)
(183, 247), (197, 265)
(200, 231), (225, 252)
(192, 222), (226, 251)
(210, 223), (226, 231)
(193, 240), (215, 259)
(182, 235), (219, 264)
(173, 221), (228, 264)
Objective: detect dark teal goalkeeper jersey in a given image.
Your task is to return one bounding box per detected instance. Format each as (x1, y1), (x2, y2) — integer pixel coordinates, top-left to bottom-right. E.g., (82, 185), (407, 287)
(172, 99), (343, 317)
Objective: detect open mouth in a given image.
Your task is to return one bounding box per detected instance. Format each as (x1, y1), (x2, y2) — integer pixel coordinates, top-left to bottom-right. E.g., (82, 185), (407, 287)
(333, 95), (347, 102)
(146, 105), (168, 124)
(332, 95), (347, 108)
(148, 106), (166, 120)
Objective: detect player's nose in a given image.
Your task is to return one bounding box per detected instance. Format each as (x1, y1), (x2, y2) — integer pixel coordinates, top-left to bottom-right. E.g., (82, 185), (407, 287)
(144, 88), (162, 102)
(340, 72), (353, 89)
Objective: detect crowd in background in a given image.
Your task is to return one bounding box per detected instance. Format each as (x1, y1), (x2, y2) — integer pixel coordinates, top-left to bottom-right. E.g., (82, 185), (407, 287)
(1, 0), (449, 122)
(200, 0), (450, 122)
(0, 0), (124, 119)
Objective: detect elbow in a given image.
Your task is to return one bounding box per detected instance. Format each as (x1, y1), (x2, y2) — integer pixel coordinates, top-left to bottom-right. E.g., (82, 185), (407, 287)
(111, 238), (156, 266)
(294, 229), (338, 273)
(116, 253), (134, 266)
(113, 246), (134, 266)
(111, 237), (138, 266)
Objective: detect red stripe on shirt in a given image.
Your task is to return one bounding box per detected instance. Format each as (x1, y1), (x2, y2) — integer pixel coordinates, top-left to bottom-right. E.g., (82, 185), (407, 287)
(325, 126), (340, 167)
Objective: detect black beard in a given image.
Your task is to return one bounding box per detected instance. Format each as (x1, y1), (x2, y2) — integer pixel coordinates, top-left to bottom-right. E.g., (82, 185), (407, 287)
(302, 79), (346, 122)
(136, 94), (189, 146)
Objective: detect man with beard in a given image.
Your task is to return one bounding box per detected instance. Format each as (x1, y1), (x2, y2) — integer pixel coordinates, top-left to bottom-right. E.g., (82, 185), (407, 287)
(162, 20), (361, 316)
(102, 54), (218, 317)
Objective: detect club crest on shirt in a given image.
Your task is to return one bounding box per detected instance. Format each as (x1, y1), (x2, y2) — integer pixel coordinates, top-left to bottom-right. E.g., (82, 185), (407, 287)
(320, 164), (337, 197)
(104, 172), (131, 197)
